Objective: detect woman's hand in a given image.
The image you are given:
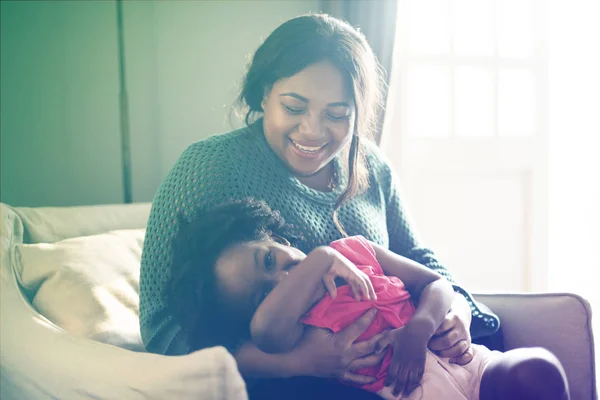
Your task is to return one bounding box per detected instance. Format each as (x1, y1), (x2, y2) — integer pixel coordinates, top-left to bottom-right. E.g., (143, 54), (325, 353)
(380, 324), (428, 397)
(288, 308), (387, 384)
(427, 292), (473, 365)
(322, 249), (376, 301)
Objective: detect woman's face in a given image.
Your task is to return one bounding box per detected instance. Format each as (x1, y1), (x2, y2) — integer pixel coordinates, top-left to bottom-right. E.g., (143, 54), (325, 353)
(214, 239), (306, 318)
(261, 61), (356, 177)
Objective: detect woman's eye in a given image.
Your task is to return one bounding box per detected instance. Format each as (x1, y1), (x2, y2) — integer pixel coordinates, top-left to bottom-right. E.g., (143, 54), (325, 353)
(283, 104), (305, 115)
(264, 251), (274, 271)
(327, 113), (349, 121)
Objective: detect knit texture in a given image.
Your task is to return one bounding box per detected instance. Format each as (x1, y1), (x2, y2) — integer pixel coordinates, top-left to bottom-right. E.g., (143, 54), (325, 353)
(139, 120), (499, 355)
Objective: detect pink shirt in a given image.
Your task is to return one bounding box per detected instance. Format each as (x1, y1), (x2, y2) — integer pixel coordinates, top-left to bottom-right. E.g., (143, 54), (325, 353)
(301, 235), (416, 392)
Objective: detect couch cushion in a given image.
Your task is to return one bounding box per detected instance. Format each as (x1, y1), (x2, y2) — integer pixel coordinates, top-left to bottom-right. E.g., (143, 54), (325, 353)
(13, 229), (145, 351)
(11, 203), (151, 243)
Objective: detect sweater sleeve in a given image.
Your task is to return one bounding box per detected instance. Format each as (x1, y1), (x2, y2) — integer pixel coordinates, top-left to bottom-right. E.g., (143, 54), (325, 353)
(379, 155), (500, 339)
(139, 138), (239, 355)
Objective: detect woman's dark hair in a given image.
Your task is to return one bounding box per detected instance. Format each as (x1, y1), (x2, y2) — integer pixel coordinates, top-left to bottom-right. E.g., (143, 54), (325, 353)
(166, 198), (298, 352)
(236, 13), (385, 235)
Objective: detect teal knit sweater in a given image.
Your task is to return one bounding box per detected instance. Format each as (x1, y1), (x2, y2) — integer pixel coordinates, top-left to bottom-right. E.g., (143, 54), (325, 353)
(139, 119), (499, 355)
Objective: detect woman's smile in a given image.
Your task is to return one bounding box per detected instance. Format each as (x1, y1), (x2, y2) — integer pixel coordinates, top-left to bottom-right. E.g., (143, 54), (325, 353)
(288, 138), (330, 159)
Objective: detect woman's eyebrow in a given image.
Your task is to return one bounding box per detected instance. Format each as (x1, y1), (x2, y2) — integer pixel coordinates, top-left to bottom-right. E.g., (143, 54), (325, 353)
(280, 92), (308, 103)
(327, 102), (350, 108)
(280, 92), (349, 108)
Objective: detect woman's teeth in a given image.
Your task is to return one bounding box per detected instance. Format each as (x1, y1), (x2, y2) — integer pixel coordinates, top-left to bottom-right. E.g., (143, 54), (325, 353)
(291, 140), (326, 153)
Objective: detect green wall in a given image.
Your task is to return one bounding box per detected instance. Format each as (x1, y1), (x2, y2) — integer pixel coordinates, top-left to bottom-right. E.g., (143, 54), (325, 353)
(1, 0), (123, 207)
(1, 0), (318, 207)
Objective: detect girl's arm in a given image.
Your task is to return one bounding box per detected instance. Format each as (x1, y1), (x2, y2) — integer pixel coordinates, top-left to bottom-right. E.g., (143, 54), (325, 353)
(249, 246), (334, 354)
(370, 242), (454, 339)
(250, 246), (375, 354)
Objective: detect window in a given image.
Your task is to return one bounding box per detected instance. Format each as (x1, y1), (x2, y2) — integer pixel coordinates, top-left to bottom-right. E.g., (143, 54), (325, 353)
(386, 0), (548, 293)
(396, 0), (544, 138)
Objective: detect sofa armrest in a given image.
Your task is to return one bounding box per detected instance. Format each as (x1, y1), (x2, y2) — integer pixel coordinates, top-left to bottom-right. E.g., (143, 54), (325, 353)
(474, 293), (597, 400)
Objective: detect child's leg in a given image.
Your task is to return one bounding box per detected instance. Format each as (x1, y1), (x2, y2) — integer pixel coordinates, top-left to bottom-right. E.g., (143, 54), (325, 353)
(479, 347), (569, 400)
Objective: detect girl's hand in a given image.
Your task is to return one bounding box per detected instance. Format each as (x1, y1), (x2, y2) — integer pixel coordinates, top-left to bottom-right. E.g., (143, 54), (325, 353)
(428, 293), (473, 365)
(322, 249), (377, 301)
(289, 308), (387, 384)
(378, 325), (428, 397)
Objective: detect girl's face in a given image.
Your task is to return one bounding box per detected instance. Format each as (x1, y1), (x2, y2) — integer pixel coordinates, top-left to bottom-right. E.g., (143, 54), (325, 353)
(261, 60), (356, 178)
(214, 239), (306, 318)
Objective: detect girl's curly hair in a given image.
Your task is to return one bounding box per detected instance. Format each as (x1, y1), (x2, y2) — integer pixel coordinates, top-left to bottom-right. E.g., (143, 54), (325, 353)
(166, 198), (299, 353)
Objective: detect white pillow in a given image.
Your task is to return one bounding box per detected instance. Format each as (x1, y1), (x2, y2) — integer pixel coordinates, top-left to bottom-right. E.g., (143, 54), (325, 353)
(13, 229), (146, 351)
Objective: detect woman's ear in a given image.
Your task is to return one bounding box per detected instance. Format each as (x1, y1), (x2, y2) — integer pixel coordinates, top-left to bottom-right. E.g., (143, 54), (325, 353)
(271, 233), (291, 247)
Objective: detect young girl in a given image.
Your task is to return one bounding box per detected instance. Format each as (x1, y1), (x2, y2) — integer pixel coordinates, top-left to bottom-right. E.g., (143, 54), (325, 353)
(167, 199), (568, 400)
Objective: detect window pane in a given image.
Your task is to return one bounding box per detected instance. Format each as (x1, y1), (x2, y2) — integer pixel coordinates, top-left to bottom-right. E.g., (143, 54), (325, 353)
(406, 0), (450, 54)
(498, 69), (535, 136)
(455, 66), (494, 137)
(452, 0), (494, 56)
(498, 0), (535, 58)
(404, 65), (450, 137)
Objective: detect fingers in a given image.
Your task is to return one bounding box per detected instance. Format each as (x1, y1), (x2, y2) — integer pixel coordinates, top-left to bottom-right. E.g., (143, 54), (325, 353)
(392, 368), (409, 397)
(350, 273), (373, 301)
(387, 365), (423, 397)
(450, 345), (474, 365)
(346, 350), (387, 370)
(374, 335), (391, 355)
(384, 360), (400, 388)
(348, 327), (387, 358)
(404, 367), (423, 396)
(364, 275), (377, 301)
(357, 276), (374, 301)
(341, 371), (377, 385)
(438, 338), (471, 359)
(374, 329), (394, 354)
(358, 277), (370, 301)
(323, 275), (337, 299)
(339, 308), (378, 346)
(350, 279), (361, 301)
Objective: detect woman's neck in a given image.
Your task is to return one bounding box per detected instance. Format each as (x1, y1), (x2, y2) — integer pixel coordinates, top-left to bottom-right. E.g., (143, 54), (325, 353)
(296, 162), (336, 192)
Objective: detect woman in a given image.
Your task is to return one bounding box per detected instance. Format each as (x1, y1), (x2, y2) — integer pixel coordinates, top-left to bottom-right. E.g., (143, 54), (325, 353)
(140, 13), (569, 399)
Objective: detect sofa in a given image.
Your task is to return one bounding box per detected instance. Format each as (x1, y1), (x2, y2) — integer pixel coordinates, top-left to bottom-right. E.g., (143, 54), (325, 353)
(0, 202), (596, 400)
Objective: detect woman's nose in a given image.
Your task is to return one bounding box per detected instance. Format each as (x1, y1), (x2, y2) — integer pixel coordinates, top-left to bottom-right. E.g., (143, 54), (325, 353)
(298, 113), (322, 138)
